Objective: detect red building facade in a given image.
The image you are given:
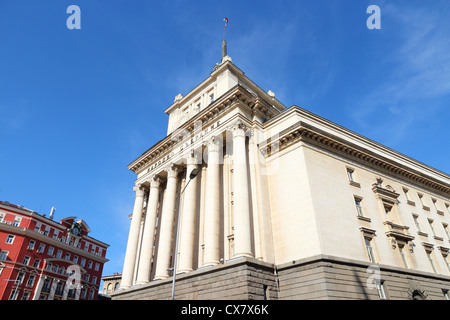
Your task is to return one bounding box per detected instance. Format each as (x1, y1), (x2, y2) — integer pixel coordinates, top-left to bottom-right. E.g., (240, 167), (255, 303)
(0, 201), (109, 300)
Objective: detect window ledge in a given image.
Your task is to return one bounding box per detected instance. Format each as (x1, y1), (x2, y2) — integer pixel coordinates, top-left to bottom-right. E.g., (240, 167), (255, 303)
(357, 215), (371, 222)
(349, 181), (361, 188)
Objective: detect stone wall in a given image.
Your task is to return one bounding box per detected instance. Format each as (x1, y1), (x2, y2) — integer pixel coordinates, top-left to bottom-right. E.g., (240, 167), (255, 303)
(111, 255), (450, 300)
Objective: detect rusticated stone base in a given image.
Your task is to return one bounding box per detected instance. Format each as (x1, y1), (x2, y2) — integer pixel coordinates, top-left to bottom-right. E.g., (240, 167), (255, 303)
(111, 255), (450, 300)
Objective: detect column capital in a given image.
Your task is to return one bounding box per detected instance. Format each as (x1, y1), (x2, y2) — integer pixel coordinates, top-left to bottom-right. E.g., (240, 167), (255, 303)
(230, 120), (248, 138)
(205, 135), (222, 152)
(162, 163), (181, 179)
(148, 175), (162, 188)
(187, 149), (201, 165)
(133, 184), (146, 197)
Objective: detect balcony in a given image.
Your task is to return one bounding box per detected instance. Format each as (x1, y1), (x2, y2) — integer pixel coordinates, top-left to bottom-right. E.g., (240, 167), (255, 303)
(383, 220), (415, 248)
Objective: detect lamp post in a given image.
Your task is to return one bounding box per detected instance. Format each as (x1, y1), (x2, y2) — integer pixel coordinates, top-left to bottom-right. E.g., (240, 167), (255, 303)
(171, 167), (200, 300)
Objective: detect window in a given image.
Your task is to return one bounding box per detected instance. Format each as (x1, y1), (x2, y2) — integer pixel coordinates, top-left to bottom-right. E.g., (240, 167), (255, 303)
(426, 250), (438, 273)
(73, 255), (79, 264)
(209, 93), (214, 104)
(16, 272), (25, 285)
(399, 244), (410, 269)
(6, 235), (15, 244)
(9, 289), (19, 300)
(92, 276), (97, 284)
(364, 237), (377, 263)
(13, 217), (21, 227)
(21, 292), (30, 300)
(376, 280), (387, 300)
(412, 215), (423, 233)
(0, 213), (4, 222)
(88, 260), (93, 269)
(28, 240), (36, 250)
(443, 224), (450, 241)
(53, 230), (59, 240)
(347, 168), (360, 187)
(441, 252), (450, 272)
(37, 243), (45, 253)
(347, 168), (355, 182)
(48, 247), (54, 256)
(34, 222), (41, 233)
(65, 253), (71, 260)
(0, 251), (8, 261)
(33, 259), (41, 268)
(56, 250), (62, 258)
(26, 274), (36, 287)
(354, 197), (365, 217)
(95, 262), (100, 271)
(443, 289), (449, 300)
(418, 194), (430, 211)
(80, 258), (86, 267)
(23, 256), (30, 265)
(428, 219), (438, 237)
(403, 188), (415, 206)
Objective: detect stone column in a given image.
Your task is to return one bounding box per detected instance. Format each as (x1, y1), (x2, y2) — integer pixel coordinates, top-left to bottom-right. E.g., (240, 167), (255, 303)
(120, 184), (147, 289)
(154, 165), (179, 280)
(232, 121), (253, 258)
(178, 152), (199, 273)
(203, 136), (222, 266)
(136, 176), (161, 284)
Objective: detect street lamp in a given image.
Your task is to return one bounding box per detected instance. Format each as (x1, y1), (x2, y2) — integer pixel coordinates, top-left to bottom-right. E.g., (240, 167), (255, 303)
(171, 167), (200, 300)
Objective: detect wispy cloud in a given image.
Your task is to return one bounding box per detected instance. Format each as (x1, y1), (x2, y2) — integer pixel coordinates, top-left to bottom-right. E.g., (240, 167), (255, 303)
(350, 3), (450, 145)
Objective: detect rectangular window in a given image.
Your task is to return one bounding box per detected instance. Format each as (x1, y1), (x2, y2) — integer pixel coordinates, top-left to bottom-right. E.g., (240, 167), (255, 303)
(399, 245), (410, 269)
(347, 168), (355, 182)
(28, 240), (36, 250)
(48, 247), (54, 256)
(23, 256), (30, 265)
(442, 254), (450, 272)
(412, 215), (422, 233)
(444, 224), (450, 240)
(364, 237), (377, 263)
(9, 289), (19, 300)
(377, 281), (387, 300)
(33, 259), (41, 268)
(21, 292), (30, 300)
(13, 217), (21, 227)
(355, 197), (364, 217)
(26, 274), (36, 287)
(37, 243), (45, 253)
(443, 289), (449, 300)
(0, 251), (9, 260)
(56, 250), (62, 258)
(426, 251), (438, 273)
(6, 235), (15, 244)
(16, 272), (25, 285)
(428, 219), (438, 237)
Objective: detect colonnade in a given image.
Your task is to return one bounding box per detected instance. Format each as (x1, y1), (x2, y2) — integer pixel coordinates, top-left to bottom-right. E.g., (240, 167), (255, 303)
(120, 121), (254, 289)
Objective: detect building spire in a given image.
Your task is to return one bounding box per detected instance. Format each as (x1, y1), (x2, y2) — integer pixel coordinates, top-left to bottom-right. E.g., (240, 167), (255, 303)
(221, 17), (231, 63)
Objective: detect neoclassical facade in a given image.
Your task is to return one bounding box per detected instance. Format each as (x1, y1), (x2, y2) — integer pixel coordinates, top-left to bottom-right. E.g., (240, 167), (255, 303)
(113, 52), (450, 300)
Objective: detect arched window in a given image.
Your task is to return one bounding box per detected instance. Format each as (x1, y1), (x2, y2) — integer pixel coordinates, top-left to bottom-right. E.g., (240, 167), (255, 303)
(412, 290), (425, 300)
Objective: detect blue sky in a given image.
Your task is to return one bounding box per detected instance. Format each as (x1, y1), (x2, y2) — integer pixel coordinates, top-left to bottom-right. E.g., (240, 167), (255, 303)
(1, 0), (449, 285)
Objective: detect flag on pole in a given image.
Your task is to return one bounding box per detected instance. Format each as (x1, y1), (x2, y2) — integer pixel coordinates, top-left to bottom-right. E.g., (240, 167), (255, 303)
(224, 17), (228, 28)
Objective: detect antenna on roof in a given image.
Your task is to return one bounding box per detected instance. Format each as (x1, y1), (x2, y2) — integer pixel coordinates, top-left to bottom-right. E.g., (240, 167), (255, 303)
(49, 206), (55, 220)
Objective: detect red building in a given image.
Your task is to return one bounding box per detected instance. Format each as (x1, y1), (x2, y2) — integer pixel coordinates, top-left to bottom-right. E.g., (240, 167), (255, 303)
(0, 201), (109, 300)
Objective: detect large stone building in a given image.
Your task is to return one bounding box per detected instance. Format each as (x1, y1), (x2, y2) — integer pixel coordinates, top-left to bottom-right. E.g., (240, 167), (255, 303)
(113, 46), (450, 300)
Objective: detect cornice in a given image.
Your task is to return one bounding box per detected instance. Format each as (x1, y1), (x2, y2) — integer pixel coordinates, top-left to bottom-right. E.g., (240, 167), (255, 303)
(128, 84), (281, 173)
(259, 120), (450, 197)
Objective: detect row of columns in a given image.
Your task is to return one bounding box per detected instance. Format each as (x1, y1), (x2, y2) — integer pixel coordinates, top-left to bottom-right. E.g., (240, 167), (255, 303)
(120, 121), (253, 289)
